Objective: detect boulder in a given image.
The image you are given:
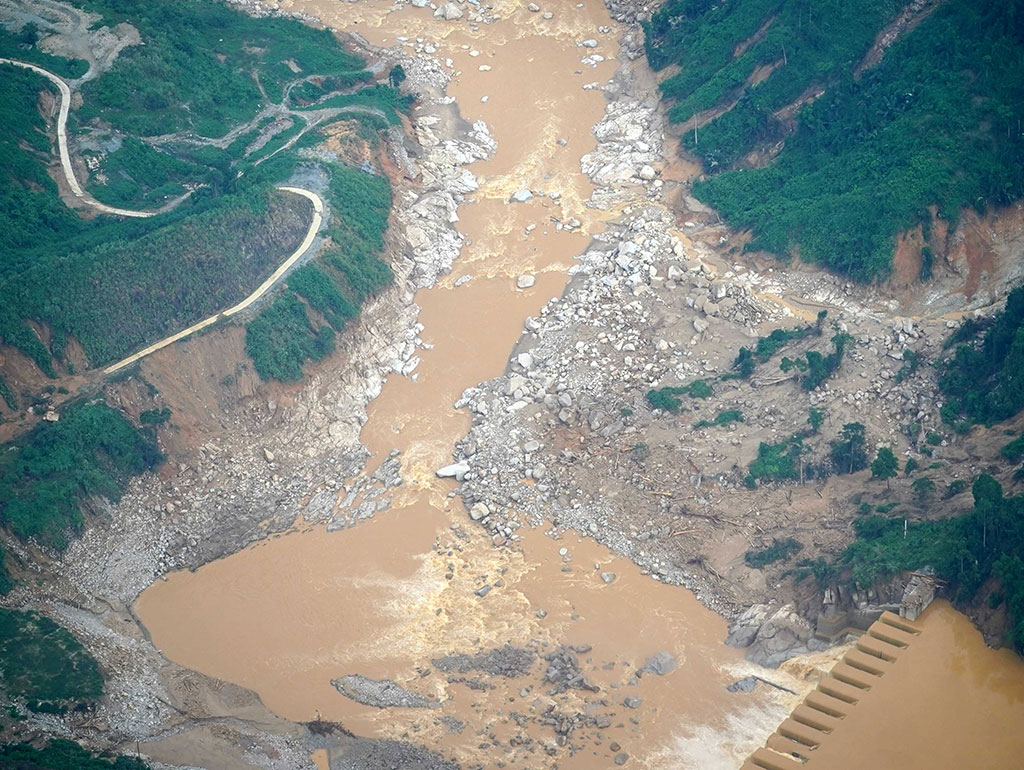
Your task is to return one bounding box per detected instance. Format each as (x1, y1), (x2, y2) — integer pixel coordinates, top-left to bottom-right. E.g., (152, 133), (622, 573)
(435, 2), (464, 20)
(745, 604), (815, 668)
(436, 462), (471, 481)
(640, 651), (676, 676)
(517, 274), (536, 289)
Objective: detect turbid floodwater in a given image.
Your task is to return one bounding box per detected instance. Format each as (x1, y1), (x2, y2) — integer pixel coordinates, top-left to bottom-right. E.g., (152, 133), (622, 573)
(135, 1), (1024, 768)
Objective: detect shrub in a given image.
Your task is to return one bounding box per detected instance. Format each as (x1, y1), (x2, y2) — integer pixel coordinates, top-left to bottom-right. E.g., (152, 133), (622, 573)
(696, 409), (743, 428)
(647, 380), (714, 412)
(830, 422), (868, 475)
(912, 476), (936, 502)
(1002, 435), (1024, 463)
(749, 436), (803, 482)
(744, 538), (803, 569)
(139, 407), (171, 425)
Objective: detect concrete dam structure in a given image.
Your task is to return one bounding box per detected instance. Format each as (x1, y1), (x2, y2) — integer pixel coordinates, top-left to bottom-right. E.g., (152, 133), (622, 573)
(743, 611), (921, 769)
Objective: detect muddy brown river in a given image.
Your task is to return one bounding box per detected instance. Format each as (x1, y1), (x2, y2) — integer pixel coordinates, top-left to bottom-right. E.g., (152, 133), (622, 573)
(136, 1), (1024, 768)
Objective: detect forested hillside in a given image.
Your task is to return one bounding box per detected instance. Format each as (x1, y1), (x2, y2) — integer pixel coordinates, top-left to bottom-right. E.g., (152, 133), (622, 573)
(646, 0), (1024, 279)
(0, 0), (406, 396)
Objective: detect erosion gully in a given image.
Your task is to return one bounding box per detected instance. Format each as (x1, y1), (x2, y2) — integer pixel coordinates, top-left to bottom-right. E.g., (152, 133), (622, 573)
(135, 1), (1024, 768)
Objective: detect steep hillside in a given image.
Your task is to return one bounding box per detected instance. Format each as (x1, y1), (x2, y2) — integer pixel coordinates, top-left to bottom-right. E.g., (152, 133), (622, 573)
(646, 0), (1024, 280)
(0, 0), (408, 417)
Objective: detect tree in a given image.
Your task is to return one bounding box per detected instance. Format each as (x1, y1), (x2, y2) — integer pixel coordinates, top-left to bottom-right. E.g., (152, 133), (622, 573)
(807, 407), (825, 433)
(388, 64), (407, 88)
(871, 447), (900, 488)
(831, 422), (868, 474)
(912, 476), (936, 502)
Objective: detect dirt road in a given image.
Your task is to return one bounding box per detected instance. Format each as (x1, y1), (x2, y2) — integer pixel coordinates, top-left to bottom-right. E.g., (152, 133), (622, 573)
(103, 185), (324, 373)
(1, 57), (181, 218)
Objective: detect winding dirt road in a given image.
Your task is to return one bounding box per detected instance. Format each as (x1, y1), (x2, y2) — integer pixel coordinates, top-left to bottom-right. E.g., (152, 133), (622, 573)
(103, 185), (324, 374)
(0, 57), (170, 218)
(1, 58), (327, 373)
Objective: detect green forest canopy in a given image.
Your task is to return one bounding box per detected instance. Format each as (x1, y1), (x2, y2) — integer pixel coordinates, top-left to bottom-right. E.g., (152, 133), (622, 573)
(646, 0), (1024, 280)
(0, 608), (104, 708)
(75, 0), (368, 137)
(0, 402), (161, 555)
(845, 476), (1024, 651)
(939, 286), (1024, 428)
(0, 740), (148, 770)
(0, 0), (401, 379)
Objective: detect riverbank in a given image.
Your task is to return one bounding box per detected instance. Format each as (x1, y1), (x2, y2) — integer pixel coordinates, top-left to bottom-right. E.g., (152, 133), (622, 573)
(3, 26), (498, 768)
(132, 2), (812, 768)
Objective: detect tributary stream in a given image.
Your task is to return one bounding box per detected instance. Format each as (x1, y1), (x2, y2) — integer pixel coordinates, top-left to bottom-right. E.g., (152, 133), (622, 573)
(136, 1), (1024, 768)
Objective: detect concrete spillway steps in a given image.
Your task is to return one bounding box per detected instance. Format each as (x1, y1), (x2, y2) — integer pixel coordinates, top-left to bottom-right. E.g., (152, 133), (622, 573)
(740, 611), (922, 769)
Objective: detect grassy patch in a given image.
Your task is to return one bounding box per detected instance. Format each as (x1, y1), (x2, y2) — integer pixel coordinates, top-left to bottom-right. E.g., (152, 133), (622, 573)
(0, 609), (103, 707)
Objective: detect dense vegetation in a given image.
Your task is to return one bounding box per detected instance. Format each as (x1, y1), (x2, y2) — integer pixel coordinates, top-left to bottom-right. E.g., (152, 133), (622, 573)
(1, 0), (405, 380)
(245, 163), (393, 381)
(84, 137), (204, 208)
(745, 537), (802, 569)
(844, 476), (1024, 650)
(0, 740), (148, 770)
(0, 609), (103, 709)
(75, 0), (367, 137)
(245, 292), (335, 381)
(0, 402), (161, 582)
(648, 0), (1024, 279)
(0, 27), (88, 79)
(939, 286), (1024, 427)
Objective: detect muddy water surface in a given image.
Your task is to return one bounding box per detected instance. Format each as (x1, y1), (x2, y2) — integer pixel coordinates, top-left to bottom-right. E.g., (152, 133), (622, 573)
(134, 1), (1024, 769)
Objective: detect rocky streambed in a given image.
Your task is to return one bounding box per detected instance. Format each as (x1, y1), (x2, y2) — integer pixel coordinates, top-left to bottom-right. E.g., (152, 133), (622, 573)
(10, 0), (1023, 769)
